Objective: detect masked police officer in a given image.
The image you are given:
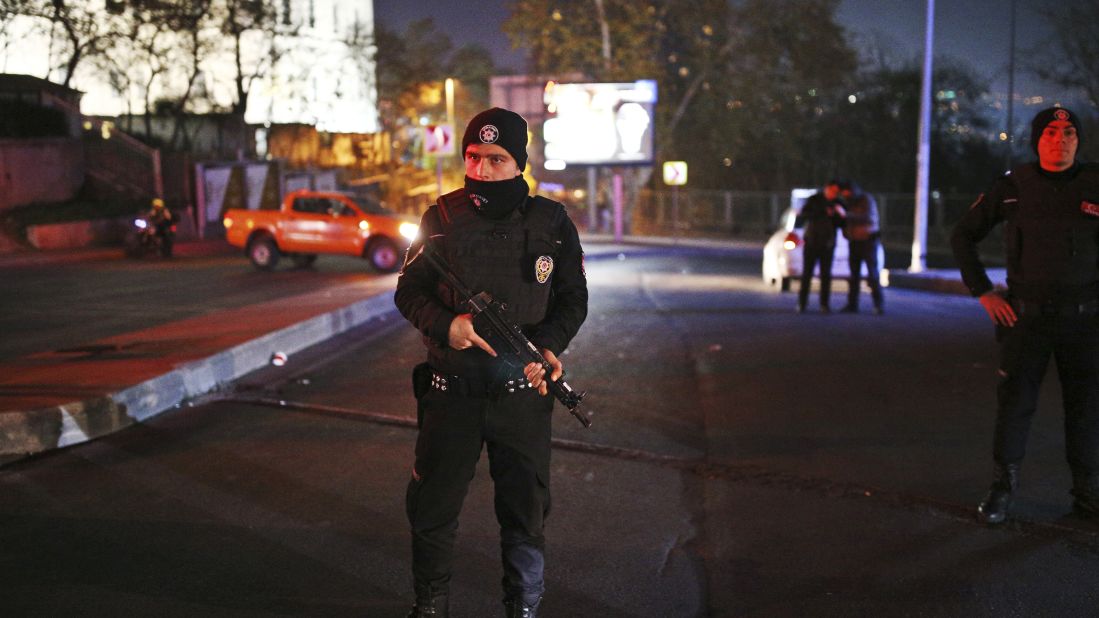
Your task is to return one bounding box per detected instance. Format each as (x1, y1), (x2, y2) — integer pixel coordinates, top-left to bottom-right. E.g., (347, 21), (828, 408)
(951, 106), (1099, 524)
(395, 108), (588, 617)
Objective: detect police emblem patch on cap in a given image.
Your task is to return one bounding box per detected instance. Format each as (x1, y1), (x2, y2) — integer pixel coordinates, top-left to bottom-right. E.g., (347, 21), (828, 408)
(1081, 200), (1099, 218)
(1055, 109), (1070, 121)
(535, 255), (554, 284)
(479, 124), (500, 144)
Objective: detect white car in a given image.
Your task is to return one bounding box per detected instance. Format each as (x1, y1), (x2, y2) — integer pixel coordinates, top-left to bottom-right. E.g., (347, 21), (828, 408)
(762, 188), (887, 292)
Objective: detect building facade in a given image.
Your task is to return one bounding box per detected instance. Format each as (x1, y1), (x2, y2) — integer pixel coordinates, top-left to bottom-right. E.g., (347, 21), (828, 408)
(0, 0), (378, 134)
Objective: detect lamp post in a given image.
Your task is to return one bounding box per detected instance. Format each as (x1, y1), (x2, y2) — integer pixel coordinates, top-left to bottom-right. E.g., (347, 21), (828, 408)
(910, 0), (935, 274)
(444, 78), (455, 131)
(1004, 0), (1017, 170)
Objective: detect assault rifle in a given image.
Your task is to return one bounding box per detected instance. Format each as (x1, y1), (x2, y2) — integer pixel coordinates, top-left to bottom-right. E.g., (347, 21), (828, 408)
(418, 243), (591, 428)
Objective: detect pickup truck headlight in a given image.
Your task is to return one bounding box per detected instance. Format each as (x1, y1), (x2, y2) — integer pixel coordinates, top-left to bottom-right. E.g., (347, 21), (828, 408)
(400, 222), (419, 242)
(358, 220), (370, 232)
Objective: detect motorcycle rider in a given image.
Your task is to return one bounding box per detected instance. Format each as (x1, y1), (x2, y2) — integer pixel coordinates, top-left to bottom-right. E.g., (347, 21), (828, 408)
(145, 197), (177, 257)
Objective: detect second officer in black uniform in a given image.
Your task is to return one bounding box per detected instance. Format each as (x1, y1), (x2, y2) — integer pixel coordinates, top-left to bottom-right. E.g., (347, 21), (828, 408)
(951, 106), (1099, 524)
(395, 108), (588, 617)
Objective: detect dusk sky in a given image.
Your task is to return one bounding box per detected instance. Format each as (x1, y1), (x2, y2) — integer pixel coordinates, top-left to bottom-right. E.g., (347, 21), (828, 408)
(374, 0), (1068, 100)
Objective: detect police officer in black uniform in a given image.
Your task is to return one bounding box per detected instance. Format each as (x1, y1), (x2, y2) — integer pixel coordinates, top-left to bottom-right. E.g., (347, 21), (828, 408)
(395, 108), (588, 617)
(796, 179), (846, 313)
(951, 106), (1099, 524)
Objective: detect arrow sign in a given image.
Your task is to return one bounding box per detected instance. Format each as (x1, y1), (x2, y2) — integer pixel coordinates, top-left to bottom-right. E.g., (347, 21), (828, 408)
(424, 124), (455, 155)
(663, 161), (688, 186)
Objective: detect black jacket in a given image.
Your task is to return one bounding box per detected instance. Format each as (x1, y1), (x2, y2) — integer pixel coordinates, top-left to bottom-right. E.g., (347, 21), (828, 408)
(796, 192), (845, 248)
(394, 191), (588, 379)
(951, 162), (1099, 302)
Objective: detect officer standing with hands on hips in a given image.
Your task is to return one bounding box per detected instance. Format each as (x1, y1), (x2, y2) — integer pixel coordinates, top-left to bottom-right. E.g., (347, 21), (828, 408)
(951, 106), (1099, 524)
(395, 107), (588, 617)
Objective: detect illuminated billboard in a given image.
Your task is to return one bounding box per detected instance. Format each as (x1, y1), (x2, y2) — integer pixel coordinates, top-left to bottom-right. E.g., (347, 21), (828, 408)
(542, 80), (657, 167)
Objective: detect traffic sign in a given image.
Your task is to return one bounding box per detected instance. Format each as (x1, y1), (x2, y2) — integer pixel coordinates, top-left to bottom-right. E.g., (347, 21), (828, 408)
(663, 161), (688, 186)
(424, 124), (455, 155)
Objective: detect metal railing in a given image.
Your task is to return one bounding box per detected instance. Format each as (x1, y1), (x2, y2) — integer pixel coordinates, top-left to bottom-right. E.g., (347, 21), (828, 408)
(633, 189), (1002, 264)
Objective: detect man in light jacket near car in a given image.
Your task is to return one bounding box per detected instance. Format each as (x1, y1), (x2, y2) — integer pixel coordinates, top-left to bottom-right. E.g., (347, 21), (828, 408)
(839, 180), (884, 314)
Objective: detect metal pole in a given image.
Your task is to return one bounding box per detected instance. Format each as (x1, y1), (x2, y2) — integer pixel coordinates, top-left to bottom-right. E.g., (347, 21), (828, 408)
(613, 173), (624, 242)
(910, 0), (935, 273)
(1004, 0), (1017, 170)
(445, 78), (455, 129)
(588, 167), (598, 232)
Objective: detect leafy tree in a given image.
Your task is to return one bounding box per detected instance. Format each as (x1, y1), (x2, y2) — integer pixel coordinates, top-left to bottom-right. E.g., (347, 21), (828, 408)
(831, 60), (1000, 194)
(504, 0), (663, 80)
(374, 18), (496, 146)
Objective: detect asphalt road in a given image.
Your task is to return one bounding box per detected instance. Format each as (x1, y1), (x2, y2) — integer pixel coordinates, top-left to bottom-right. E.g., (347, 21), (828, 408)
(3, 246), (1099, 616)
(0, 249), (387, 361)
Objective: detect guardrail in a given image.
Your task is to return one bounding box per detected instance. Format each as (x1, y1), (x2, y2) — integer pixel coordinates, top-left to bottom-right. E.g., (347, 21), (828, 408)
(630, 189), (1002, 263)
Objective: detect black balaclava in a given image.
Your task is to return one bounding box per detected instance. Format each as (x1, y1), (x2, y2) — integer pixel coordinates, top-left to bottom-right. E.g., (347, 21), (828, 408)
(462, 107), (531, 219)
(464, 175), (530, 219)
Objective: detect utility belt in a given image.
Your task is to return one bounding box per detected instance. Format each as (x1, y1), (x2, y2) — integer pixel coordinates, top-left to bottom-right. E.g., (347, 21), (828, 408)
(1013, 298), (1099, 317)
(413, 362), (533, 400)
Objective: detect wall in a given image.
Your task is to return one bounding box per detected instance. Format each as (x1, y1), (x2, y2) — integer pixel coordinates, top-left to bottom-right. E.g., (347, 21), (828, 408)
(0, 138), (83, 210)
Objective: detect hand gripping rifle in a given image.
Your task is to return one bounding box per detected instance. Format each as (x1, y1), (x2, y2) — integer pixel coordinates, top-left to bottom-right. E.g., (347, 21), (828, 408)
(419, 243), (591, 428)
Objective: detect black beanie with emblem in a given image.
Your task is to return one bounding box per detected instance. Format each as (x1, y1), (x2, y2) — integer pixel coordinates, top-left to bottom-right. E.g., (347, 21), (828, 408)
(1030, 106), (1083, 154)
(461, 107), (529, 171)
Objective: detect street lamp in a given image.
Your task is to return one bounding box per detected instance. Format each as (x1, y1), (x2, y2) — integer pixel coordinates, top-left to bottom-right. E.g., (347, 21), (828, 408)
(911, 0), (935, 274)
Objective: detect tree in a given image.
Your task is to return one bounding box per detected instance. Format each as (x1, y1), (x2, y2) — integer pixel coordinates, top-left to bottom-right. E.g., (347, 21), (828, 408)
(214, 0), (280, 117)
(374, 18), (496, 133)
(504, 0), (860, 190)
(1034, 0), (1099, 107)
(829, 60), (999, 194)
(14, 0), (121, 88)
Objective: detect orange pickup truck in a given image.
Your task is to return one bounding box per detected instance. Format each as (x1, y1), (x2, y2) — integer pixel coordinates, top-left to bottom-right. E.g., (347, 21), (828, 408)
(223, 190), (418, 272)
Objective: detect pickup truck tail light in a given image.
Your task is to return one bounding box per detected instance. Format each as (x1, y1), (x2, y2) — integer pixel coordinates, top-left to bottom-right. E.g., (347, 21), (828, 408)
(223, 216), (234, 229)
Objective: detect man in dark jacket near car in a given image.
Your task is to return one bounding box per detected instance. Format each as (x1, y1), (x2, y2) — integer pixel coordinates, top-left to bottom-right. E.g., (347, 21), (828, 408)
(951, 106), (1099, 525)
(796, 179), (846, 313)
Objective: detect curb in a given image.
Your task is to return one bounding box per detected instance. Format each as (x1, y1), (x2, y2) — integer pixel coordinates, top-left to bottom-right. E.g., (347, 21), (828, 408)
(0, 293), (399, 467)
(0, 239), (978, 468)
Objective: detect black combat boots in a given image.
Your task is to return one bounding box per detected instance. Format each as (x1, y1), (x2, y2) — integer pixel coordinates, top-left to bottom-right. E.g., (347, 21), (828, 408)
(977, 463), (1020, 524)
(407, 583), (448, 618)
(504, 596), (541, 618)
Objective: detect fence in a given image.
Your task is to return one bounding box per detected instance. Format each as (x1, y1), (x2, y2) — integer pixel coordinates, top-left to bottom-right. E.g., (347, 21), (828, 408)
(634, 189), (1001, 263)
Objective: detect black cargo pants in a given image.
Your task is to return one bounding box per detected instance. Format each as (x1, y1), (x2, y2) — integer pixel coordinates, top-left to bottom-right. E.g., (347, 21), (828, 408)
(799, 242), (835, 309)
(994, 305), (1099, 480)
(406, 374), (554, 606)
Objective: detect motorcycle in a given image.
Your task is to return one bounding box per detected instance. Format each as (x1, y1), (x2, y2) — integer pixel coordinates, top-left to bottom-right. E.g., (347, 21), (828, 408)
(124, 214), (176, 258)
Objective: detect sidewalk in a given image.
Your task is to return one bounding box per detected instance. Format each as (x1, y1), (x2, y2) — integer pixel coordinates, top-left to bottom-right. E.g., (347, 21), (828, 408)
(0, 236), (985, 467)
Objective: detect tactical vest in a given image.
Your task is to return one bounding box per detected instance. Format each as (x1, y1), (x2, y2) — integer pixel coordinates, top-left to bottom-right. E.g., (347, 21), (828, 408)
(1004, 163), (1099, 302)
(434, 188), (565, 328)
